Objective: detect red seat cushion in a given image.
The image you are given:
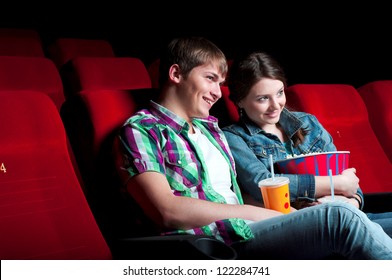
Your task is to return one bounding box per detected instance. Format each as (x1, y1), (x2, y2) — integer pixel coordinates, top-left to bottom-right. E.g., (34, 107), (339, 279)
(67, 57), (151, 95)
(47, 38), (115, 69)
(357, 80), (392, 164)
(0, 28), (44, 57)
(0, 90), (111, 259)
(0, 56), (64, 110)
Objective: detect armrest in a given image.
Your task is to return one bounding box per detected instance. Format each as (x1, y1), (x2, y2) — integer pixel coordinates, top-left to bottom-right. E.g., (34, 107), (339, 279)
(112, 234), (237, 260)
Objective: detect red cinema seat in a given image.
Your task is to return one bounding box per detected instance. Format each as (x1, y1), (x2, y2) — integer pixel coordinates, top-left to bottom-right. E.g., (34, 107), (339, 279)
(47, 38), (115, 69)
(221, 85), (239, 123)
(0, 28), (45, 57)
(0, 56), (64, 110)
(0, 90), (112, 260)
(60, 89), (158, 244)
(357, 80), (392, 164)
(209, 86), (239, 128)
(285, 84), (392, 194)
(147, 58), (160, 88)
(62, 57), (151, 98)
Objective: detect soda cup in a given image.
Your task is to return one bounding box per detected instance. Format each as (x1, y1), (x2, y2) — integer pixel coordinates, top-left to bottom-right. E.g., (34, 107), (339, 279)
(258, 177), (291, 214)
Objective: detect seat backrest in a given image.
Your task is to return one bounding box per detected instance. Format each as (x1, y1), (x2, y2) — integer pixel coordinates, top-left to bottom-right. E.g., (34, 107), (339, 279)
(147, 58), (160, 88)
(357, 80), (392, 164)
(0, 28), (44, 57)
(47, 38), (115, 69)
(0, 56), (64, 110)
(210, 86), (239, 128)
(62, 57), (151, 98)
(61, 88), (159, 243)
(285, 84), (392, 194)
(221, 85), (239, 123)
(0, 90), (112, 259)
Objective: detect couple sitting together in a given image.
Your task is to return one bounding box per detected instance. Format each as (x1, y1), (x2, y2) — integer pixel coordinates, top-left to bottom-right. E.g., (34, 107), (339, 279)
(114, 36), (392, 259)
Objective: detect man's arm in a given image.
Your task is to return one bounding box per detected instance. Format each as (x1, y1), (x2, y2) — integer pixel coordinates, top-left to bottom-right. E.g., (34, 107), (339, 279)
(127, 171), (284, 231)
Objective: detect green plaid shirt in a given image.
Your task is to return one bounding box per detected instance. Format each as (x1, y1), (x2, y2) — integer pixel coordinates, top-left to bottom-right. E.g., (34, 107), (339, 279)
(117, 100), (254, 244)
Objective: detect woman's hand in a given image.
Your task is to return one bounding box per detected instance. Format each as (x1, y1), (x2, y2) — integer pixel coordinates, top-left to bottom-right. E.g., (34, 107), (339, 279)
(317, 195), (360, 208)
(335, 168), (360, 197)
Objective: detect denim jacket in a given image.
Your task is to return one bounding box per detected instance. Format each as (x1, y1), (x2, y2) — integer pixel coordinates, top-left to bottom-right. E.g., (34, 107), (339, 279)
(222, 108), (364, 206)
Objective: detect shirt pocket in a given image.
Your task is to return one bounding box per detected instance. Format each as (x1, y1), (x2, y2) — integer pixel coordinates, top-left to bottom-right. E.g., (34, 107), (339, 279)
(251, 143), (286, 160)
(163, 149), (199, 189)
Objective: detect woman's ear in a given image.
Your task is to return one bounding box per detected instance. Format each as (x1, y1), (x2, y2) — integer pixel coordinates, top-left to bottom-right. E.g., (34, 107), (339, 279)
(168, 64), (181, 83)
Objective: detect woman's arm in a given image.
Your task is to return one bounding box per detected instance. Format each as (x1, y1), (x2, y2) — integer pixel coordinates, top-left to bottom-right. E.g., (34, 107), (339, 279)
(224, 130), (316, 203)
(314, 168), (360, 198)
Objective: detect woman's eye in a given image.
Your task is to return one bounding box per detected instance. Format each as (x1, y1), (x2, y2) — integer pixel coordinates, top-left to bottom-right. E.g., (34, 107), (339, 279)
(258, 96), (268, 102)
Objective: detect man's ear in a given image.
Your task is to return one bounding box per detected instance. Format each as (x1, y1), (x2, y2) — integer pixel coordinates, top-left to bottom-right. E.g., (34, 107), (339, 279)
(168, 64), (181, 83)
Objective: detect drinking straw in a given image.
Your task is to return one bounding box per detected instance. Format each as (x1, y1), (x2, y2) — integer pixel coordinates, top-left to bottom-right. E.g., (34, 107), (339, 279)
(328, 169), (335, 201)
(270, 154), (275, 180)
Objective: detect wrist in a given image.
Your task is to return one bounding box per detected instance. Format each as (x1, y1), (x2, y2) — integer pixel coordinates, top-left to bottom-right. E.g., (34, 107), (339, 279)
(351, 194), (362, 209)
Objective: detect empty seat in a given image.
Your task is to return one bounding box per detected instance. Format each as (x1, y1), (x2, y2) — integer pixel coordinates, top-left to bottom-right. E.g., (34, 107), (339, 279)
(0, 28), (44, 57)
(0, 90), (112, 260)
(0, 56), (64, 110)
(357, 80), (392, 164)
(61, 57), (151, 98)
(285, 84), (392, 194)
(47, 38), (115, 69)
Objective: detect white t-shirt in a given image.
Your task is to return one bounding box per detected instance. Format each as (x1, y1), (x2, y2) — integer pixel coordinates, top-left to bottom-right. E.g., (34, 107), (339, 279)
(188, 126), (239, 205)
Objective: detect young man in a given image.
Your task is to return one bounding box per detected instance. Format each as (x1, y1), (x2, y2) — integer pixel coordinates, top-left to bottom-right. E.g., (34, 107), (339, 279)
(115, 36), (392, 259)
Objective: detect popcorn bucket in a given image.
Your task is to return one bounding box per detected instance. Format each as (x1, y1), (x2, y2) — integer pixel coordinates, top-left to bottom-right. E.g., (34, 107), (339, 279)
(275, 151), (350, 176)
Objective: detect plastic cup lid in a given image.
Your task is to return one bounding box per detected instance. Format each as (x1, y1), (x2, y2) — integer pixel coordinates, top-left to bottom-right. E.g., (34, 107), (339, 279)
(258, 177), (290, 187)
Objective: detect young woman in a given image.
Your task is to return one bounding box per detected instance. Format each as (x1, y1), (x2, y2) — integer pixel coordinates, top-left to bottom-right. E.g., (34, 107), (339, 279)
(222, 51), (392, 238)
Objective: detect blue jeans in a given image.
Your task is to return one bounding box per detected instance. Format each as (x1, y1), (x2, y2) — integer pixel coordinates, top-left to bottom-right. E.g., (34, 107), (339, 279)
(232, 202), (392, 259)
(367, 212), (392, 238)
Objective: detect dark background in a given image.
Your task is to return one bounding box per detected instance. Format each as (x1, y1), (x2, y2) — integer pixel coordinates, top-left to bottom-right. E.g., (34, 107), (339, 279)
(1, 3), (391, 88)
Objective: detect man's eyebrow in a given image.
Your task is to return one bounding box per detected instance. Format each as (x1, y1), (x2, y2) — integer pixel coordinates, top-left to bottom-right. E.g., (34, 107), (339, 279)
(206, 71), (220, 80)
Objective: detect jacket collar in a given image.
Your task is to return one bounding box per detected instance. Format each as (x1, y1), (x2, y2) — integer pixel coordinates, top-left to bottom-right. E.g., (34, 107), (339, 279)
(241, 107), (304, 137)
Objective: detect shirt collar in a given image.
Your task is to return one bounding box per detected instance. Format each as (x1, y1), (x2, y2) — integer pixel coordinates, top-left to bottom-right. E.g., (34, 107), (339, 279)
(149, 100), (219, 134)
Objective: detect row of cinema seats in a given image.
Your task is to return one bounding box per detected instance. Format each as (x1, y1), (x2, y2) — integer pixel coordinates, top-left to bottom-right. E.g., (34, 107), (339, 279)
(0, 28), (238, 260)
(1, 27), (392, 259)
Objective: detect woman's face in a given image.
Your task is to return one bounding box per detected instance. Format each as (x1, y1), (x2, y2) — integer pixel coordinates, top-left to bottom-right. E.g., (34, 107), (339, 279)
(239, 78), (286, 129)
